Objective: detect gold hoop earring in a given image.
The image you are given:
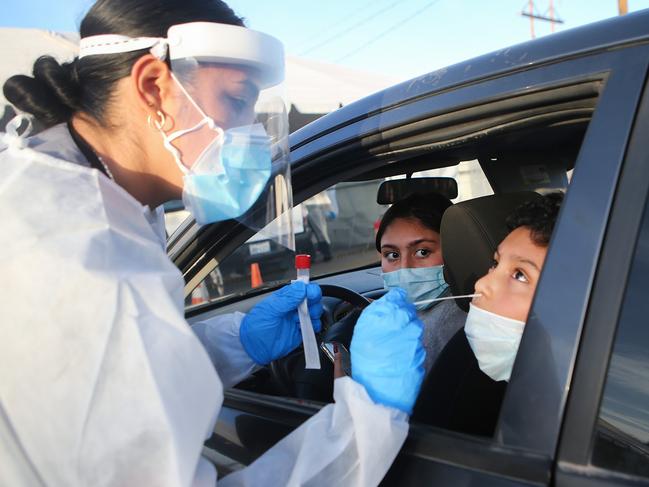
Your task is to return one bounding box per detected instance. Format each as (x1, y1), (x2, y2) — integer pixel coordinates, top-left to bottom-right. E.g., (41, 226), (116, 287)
(147, 110), (166, 131)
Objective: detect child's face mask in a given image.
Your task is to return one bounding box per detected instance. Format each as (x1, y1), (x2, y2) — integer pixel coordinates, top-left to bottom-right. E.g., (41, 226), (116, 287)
(464, 303), (525, 382)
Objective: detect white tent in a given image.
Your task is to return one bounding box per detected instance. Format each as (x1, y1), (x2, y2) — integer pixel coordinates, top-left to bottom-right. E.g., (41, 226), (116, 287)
(0, 28), (397, 130)
(285, 55), (396, 114)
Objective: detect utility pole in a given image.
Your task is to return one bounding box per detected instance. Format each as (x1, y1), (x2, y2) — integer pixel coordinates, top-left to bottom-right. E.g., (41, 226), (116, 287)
(549, 0), (555, 32)
(619, 0), (628, 15)
(521, 0), (564, 39)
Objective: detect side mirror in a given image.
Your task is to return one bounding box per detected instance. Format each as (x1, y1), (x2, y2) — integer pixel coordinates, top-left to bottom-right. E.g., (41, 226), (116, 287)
(377, 178), (458, 204)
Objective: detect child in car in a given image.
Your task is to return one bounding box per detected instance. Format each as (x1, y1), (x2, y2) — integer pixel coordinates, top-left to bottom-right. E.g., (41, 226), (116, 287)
(411, 192), (563, 436)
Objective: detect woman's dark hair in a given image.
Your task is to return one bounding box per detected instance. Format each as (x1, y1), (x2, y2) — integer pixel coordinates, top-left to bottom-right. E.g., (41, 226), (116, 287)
(375, 192), (453, 251)
(3, 0), (244, 128)
(506, 191), (564, 246)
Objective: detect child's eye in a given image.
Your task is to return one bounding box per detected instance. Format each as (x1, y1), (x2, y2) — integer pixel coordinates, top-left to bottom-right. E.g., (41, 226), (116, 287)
(489, 259), (498, 270)
(513, 269), (528, 283)
(415, 248), (431, 258)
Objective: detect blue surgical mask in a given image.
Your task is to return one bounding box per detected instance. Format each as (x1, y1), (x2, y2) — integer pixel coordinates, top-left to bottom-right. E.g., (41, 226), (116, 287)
(182, 126), (271, 225)
(464, 303), (525, 382)
(162, 120), (272, 226)
(382, 265), (449, 310)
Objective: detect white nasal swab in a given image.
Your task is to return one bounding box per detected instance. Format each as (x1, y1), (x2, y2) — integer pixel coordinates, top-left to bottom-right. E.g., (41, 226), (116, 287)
(295, 254), (320, 370)
(413, 293), (482, 307)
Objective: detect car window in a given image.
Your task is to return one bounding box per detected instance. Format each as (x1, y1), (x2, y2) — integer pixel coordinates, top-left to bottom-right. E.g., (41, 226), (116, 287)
(591, 195), (649, 478)
(186, 178), (387, 306)
(184, 160), (493, 307)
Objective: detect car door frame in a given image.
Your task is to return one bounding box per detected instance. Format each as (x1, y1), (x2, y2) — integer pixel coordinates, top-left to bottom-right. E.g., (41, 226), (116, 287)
(552, 62), (649, 487)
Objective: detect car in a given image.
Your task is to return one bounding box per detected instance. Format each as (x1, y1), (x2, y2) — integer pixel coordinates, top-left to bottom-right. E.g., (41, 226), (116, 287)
(167, 10), (649, 486)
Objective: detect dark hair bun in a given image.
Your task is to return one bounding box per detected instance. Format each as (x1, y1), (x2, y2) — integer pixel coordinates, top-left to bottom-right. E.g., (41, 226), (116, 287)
(3, 56), (81, 127)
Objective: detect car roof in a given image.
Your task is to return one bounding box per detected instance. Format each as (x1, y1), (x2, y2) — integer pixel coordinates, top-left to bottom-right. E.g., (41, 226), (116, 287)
(290, 8), (649, 150)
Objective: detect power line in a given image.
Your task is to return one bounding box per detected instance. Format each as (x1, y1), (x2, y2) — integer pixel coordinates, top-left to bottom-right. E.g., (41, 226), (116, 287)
(298, 0), (387, 50)
(335, 0), (440, 63)
(300, 0), (404, 56)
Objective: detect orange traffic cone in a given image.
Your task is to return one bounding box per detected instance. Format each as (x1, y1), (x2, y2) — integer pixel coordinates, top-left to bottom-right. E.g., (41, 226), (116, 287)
(190, 282), (209, 305)
(250, 262), (264, 288)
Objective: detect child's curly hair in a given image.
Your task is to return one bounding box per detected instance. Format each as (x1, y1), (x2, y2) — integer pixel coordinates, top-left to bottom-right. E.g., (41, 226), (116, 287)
(506, 192), (564, 246)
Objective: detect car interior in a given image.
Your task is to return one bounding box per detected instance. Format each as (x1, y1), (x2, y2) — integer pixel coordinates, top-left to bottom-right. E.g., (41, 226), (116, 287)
(185, 174), (570, 426)
(178, 78), (598, 442)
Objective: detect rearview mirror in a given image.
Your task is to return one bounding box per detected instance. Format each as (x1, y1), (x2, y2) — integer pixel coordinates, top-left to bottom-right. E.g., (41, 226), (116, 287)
(377, 178), (458, 204)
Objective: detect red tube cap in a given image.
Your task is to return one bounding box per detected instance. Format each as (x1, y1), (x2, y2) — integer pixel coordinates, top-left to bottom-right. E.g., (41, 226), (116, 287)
(295, 254), (311, 269)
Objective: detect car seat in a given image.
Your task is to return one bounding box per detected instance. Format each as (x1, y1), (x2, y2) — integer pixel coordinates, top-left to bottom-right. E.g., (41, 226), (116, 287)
(442, 191), (542, 311)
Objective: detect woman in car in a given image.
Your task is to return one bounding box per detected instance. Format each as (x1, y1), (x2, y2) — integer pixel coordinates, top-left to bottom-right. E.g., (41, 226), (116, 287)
(376, 192), (467, 374)
(412, 192), (563, 436)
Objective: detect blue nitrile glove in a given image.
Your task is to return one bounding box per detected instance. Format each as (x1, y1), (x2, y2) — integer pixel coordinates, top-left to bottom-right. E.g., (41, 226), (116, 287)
(240, 281), (323, 365)
(350, 288), (425, 414)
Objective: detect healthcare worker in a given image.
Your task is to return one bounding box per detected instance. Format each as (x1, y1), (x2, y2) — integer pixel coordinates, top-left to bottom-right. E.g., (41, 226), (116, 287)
(0, 1), (425, 486)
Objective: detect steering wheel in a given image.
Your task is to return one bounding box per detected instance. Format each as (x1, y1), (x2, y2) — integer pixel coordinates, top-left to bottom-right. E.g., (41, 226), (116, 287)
(268, 284), (371, 399)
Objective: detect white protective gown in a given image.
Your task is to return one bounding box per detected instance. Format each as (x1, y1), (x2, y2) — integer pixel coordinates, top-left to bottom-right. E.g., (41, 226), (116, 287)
(0, 121), (408, 487)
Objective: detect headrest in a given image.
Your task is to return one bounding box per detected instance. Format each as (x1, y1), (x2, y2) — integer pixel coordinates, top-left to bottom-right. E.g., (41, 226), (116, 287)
(442, 192), (541, 311)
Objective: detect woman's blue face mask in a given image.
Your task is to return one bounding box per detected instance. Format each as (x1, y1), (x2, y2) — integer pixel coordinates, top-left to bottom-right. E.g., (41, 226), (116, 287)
(180, 124), (272, 225)
(382, 265), (449, 310)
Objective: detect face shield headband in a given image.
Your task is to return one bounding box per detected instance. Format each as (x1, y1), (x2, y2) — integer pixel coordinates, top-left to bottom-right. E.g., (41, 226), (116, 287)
(78, 22), (285, 89)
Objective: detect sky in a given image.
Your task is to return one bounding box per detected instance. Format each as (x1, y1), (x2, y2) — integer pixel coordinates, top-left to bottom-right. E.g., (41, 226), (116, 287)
(3, 0), (649, 81)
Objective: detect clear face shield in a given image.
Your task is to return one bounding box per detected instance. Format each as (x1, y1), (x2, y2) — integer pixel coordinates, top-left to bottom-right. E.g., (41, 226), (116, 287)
(79, 22), (294, 251)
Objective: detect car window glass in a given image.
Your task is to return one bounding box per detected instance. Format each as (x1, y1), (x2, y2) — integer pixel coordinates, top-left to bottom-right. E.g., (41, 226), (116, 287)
(591, 196), (649, 478)
(184, 160), (492, 307)
(186, 177), (387, 306)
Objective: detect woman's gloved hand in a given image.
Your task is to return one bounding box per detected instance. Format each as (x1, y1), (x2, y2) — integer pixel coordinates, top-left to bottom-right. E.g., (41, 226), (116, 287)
(350, 288), (425, 414)
(240, 281), (323, 365)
